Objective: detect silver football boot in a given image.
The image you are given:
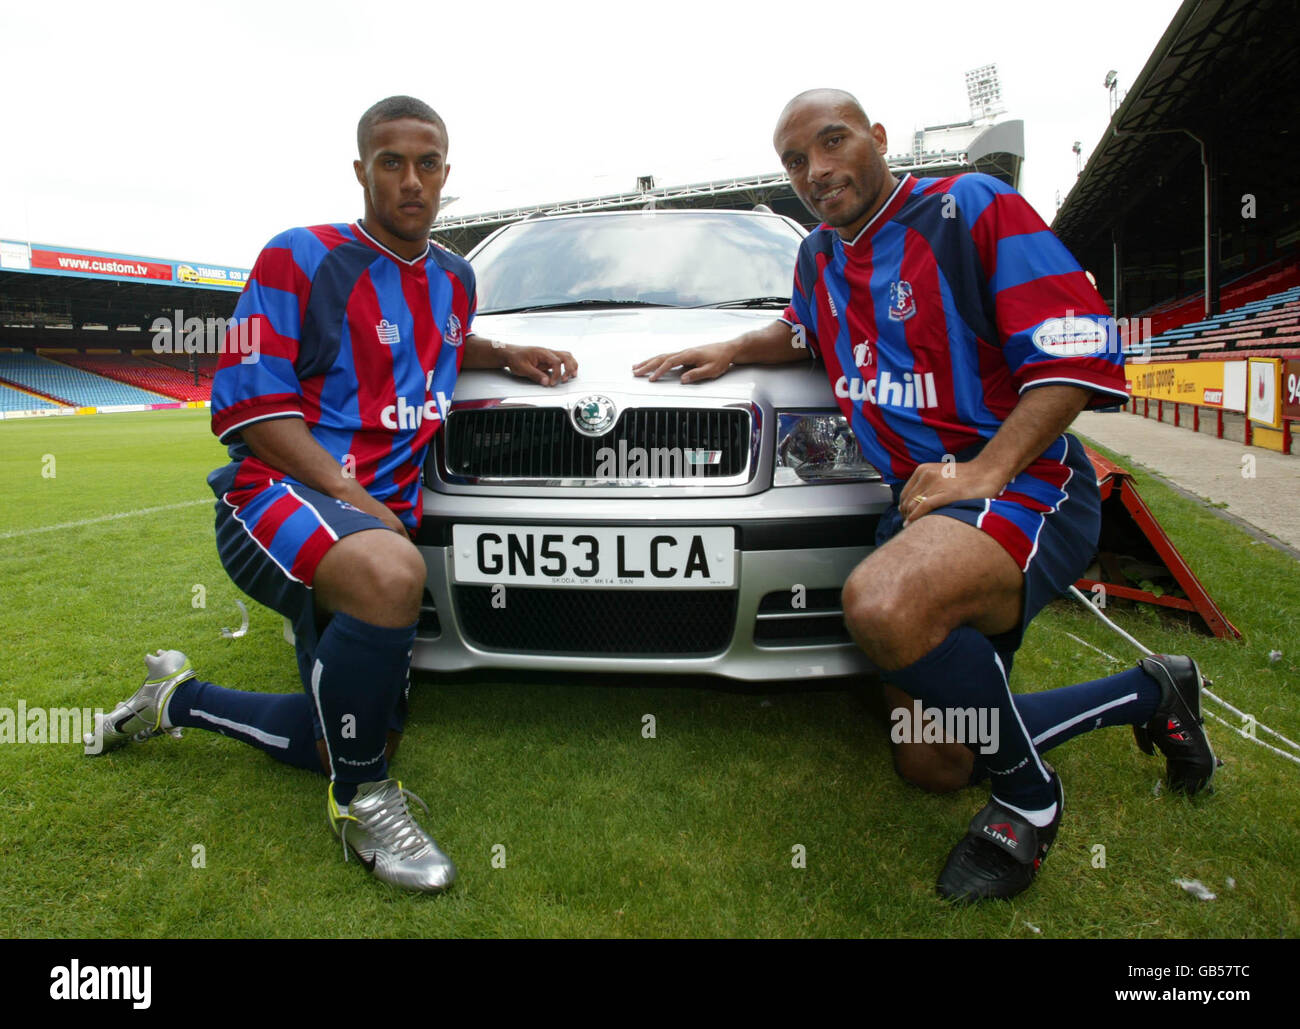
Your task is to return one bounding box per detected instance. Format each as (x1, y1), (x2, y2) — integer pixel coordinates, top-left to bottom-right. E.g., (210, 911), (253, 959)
(84, 649), (194, 754)
(328, 779), (457, 893)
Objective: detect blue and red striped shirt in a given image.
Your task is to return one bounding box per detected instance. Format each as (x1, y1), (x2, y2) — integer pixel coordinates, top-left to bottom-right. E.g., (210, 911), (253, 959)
(783, 173), (1127, 486)
(209, 221), (474, 530)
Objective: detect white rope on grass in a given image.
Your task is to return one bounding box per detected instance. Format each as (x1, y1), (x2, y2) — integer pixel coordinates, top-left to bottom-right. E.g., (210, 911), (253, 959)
(1067, 585), (1153, 656)
(1065, 585), (1300, 765)
(1200, 686), (1300, 754)
(1205, 709), (1300, 766)
(1060, 630), (1121, 664)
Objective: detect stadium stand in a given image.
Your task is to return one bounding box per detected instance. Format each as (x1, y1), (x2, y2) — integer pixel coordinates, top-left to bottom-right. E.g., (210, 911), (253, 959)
(0, 351), (171, 406)
(1125, 286), (1300, 359)
(0, 382), (61, 412)
(1132, 259), (1300, 342)
(47, 351), (212, 402)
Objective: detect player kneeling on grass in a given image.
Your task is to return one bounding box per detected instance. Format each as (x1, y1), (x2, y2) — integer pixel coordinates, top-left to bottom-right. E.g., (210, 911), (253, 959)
(633, 88), (1216, 903)
(86, 96), (577, 893)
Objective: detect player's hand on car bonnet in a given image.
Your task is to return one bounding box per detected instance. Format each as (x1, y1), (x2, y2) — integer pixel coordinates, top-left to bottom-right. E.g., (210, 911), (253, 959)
(505, 346), (578, 386)
(633, 342), (737, 384)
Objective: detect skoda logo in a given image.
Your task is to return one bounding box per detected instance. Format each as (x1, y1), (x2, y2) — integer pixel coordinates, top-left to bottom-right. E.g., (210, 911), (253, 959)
(572, 394), (616, 436)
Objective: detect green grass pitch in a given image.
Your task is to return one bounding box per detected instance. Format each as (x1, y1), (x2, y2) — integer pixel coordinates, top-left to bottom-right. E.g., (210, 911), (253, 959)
(0, 408), (1296, 937)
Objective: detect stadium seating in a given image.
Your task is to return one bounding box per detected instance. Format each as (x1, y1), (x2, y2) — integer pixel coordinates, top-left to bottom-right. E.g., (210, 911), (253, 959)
(1134, 258), (1300, 341)
(49, 351), (212, 402)
(0, 351), (172, 407)
(147, 351), (219, 379)
(0, 382), (61, 412)
(1124, 286), (1300, 359)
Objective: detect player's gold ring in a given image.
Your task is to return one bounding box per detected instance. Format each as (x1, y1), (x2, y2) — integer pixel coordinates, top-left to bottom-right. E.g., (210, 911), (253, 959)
(914, 494), (927, 506)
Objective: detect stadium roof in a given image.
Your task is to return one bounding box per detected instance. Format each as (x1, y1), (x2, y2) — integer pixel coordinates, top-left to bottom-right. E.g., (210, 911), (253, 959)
(0, 239), (248, 337)
(1052, 0), (1299, 315)
(432, 119), (1024, 254)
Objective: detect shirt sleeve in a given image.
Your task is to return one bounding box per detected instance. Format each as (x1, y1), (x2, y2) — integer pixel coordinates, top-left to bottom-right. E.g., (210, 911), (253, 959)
(209, 231), (313, 443)
(779, 247), (819, 360)
(968, 178), (1128, 407)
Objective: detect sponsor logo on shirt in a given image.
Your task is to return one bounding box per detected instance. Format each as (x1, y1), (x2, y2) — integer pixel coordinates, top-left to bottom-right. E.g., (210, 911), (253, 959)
(888, 280), (916, 322)
(380, 389), (454, 431)
(1031, 316), (1108, 356)
(446, 312), (463, 347)
(853, 341), (873, 367)
(834, 369), (938, 409)
(376, 319), (401, 346)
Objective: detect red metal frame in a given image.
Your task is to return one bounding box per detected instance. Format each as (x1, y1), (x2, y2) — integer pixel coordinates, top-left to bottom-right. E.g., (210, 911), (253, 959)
(1077, 448), (1241, 639)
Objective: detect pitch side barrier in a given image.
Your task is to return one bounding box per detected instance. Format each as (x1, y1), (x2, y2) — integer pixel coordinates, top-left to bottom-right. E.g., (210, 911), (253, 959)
(1125, 355), (1299, 454)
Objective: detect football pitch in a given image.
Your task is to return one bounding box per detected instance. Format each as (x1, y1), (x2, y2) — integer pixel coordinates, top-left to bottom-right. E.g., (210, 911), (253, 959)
(1, 408), (1296, 938)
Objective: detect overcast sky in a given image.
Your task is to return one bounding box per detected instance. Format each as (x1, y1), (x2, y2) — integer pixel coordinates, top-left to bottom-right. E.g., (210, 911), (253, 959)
(0, 0), (1183, 267)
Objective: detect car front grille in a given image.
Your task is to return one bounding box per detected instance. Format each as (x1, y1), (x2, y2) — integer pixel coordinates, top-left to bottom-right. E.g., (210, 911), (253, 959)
(453, 585), (737, 655)
(753, 588), (851, 647)
(442, 406), (751, 483)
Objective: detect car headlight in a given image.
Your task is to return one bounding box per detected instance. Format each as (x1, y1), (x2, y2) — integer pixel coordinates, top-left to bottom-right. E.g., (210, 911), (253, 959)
(775, 411), (882, 485)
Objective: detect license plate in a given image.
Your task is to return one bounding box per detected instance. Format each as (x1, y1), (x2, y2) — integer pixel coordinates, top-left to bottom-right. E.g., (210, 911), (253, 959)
(451, 525), (736, 589)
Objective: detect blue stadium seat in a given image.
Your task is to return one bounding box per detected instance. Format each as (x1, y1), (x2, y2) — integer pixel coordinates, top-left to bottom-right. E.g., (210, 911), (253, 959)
(0, 382), (61, 412)
(0, 352), (170, 406)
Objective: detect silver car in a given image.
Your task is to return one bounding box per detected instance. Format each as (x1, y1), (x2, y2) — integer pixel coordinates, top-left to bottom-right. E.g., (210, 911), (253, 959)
(412, 209), (891, 681)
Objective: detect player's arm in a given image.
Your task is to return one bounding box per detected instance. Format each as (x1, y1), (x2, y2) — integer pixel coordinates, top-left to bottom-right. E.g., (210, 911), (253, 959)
(899, 385), (1091, 525)
(632, 319), (806, 384)
(460, 331), (577, 386)
(240, 418), (408, 536)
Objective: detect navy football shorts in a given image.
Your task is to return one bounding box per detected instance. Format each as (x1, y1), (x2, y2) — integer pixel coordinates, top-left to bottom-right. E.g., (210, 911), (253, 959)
(211, 472), (412, 736)
(875, 433), (1100, 655)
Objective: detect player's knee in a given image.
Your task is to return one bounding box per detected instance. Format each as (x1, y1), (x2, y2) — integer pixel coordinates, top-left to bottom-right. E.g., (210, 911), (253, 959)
(891, 742), (973, 794)
(365, 545), (425, 618)
(318, 532), (426, 624)
(842, 581), (909, 666)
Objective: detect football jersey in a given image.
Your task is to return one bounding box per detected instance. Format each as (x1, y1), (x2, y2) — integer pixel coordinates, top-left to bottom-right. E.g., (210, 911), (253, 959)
(782, 173), (1127, 485)
(209, 221), (474, 530)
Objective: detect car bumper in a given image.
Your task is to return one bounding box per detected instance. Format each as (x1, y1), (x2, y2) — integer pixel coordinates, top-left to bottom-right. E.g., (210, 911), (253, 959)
(411, 484), (888, 682)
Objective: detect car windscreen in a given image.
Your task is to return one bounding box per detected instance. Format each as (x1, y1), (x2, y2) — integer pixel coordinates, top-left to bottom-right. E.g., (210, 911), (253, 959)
(471, 212), (804, 314)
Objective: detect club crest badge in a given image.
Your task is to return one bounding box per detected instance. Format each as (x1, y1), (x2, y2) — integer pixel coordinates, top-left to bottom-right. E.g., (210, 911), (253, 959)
(446, 312), (463, 347)
(888, 280), (916, 322)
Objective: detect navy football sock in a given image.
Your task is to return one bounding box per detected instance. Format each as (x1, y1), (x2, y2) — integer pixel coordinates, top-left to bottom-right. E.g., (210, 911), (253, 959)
(888, 627), (1056, 818)
(309, 613), (416, 806)
(166, 679), (323, 773)
(1012, 666), (1162, 752)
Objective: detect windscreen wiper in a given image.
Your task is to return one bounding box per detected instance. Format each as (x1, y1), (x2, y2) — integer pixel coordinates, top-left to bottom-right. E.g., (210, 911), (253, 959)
(695, 296), (791, 309)
(480, 299), (678, 315)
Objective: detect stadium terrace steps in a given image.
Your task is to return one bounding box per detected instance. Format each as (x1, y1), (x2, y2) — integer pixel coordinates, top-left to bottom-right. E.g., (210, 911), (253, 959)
(1136, 259), (1300, 338)
(1125, 290), (1300, 358)
(0, 351), (172, 407)
(48, 351), (212, 402)
(146, 352), (219, 380)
